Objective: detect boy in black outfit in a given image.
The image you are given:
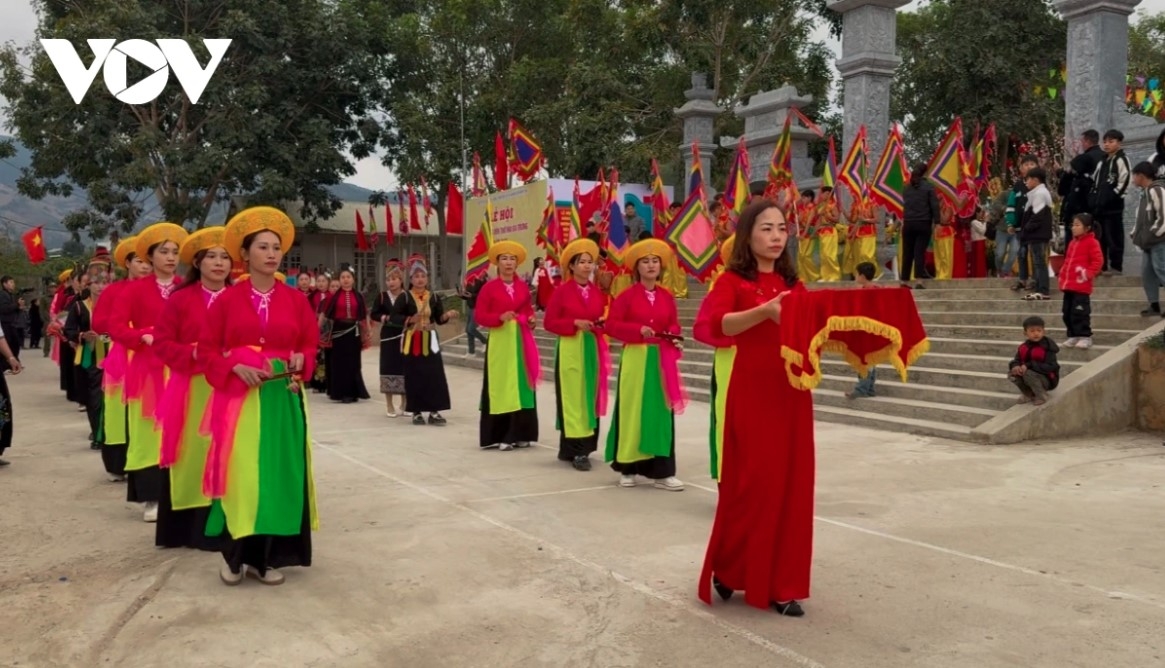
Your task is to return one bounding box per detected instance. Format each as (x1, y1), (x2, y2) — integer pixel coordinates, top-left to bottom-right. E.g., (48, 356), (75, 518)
(1008, 316), (1060, 406)
(1020, 167), (1054, 300)
(1090, 129), (1131, 273)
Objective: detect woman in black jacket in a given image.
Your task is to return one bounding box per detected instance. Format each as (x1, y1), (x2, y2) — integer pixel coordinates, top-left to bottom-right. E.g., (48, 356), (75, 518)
(900, 163), (941, 287)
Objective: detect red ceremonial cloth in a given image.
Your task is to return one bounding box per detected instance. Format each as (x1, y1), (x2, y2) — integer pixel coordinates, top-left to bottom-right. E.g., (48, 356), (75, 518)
(697, 274), (928, 610)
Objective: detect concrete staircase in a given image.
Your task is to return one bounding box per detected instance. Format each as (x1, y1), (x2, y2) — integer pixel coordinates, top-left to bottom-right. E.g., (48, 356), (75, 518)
(441, 275), (1151, 441)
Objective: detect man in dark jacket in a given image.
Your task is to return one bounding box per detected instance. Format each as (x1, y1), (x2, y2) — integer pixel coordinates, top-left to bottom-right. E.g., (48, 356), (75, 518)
(1058, 129), (1105, 248)
(1020, 167), (1055, 299)
(901, 163), (941, 286)
(460, 272), (489, 356)
(1009, 315), (1060, 405)
(1090, 129), (1132, 272)
(0, 276), (20, 359)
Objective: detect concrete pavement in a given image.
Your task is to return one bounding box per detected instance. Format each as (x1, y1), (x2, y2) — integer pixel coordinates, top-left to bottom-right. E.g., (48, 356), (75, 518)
(1, 352), (1163, 667)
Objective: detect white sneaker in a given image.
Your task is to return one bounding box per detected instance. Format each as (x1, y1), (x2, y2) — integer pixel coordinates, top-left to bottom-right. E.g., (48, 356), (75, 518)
(1064, 337), (1079, 348)
(1076, 337), (1093, 349)
(386, 410), (399, 418)
(619, 475), (636, 487)
(108, 474), (125, 483)
(653, 476), (685, 491)
(143, 502), (159, 523)
(499, 443), (514, 451)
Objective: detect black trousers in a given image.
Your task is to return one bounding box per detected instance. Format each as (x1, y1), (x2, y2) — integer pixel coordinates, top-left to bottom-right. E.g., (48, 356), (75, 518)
(77, 365), (103, 444)
(902, 225), (932, 282)
(1062, 290), (1092, 338)
(1097, 209), (1124, 272)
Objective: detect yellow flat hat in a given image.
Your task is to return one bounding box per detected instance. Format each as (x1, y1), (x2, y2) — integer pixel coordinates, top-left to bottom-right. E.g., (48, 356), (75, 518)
(135, 223), (189, 262)
(487, 239), (527, 266)
(179, 227), (228, 266)
(58, 268), (73, 283)
(237, 273), (250, 282)
(559, 238), (600, 270)
(625, 238), (673, 268)
(719, 235), (735, 265)
(114, 236), (138, 269)
(224, 206), (296, 262)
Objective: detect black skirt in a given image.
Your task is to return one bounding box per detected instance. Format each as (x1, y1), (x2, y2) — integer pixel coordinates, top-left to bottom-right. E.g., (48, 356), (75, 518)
(403, 349), (451, 414)
(326, 321), (370, 402)
(608, 410), (677, 480)
(218, 476), (313, 576)
(554, 355), (599, 460)
(0, 371), (11, 456)
(478, 355), (539, 448)
(126, 465), (165, 503)
(379, 326), (406, 394)
(101, 444), (128, 476)
(155, 473), (223, 551)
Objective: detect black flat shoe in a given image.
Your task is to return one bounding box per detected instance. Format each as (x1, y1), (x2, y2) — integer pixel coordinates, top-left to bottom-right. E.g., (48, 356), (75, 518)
(427, 413), (446, 426)
(412, 414), (425, 425)
(713, 577), (733, 602)
(771, 600), (804, 617)
(572, 456), (591, 471)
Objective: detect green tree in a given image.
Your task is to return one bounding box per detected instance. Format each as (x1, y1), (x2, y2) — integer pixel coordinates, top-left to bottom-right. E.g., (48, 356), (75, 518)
(0, 0), (398, 239)
(891, 0), (1066, 166)
(1129, 11), (1165, 120)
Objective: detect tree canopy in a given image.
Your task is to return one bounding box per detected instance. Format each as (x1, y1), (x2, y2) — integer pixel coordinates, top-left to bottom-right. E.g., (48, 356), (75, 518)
(0, 0), (398, 239)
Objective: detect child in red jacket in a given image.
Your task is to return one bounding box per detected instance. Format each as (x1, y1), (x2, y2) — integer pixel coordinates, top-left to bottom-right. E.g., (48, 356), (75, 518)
(1059, 213), (1104, 349)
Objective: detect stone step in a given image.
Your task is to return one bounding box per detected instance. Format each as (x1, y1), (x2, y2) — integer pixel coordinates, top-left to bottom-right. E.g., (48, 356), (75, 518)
(914, 299), (1144, 315)
(921, 324), (1142, 346)
(910, 287), (1148, 301)
(900, 351), (1086, 375)
(810, 403), (975, 440)
(910, 276), (1144, 289)
(831, 361), (1055, 395)
(925, 336), (1111, 361)
(918, 310), (1155, 330)
(813, 374), (1018, 412)
(809, 388), (1000, 428)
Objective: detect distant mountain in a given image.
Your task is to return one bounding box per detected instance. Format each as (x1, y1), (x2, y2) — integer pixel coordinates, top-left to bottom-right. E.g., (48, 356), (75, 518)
(0, 135), (379, 247)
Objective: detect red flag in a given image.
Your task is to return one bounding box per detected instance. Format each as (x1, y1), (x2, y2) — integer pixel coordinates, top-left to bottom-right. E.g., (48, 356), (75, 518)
(408, 185), (421, 230)
(355, 210), (370, 250)
(384, 199), (395, 246)
(397, 191), (408, 235)
(446, 182), (465, 235)
(494, 131), (510, 191)
(22, 226), (46, 264)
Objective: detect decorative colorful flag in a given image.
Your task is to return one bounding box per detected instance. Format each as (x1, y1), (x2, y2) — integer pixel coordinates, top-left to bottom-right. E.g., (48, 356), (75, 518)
(397, 191), (408, 236)
(766, 115), (794, 194)
(536, 185), (561, 262)
(839, 126), (868, 201)
(472, 152), (488, 197)
(604, 177), (629, 266)
(649, 158), (671, 239)
(22, 226), (46, 264)
(367, 204), (378, 247)
(465, 196), (495, 285)
(384, 198), (395, 246)
(446, 181), (465, 235)
(355, 209), (370, 251)
(494, 131), (510, 191)
(421, 176), (433, 227)
(667, 143), (719, 280)
(407, 184), (421, 230)
(925, 118), (966, 205)
(508, 117), (544, 183)
(870, 126), (908, 219)
(570, 179), (584, 242)
(723, 137), (751, 220)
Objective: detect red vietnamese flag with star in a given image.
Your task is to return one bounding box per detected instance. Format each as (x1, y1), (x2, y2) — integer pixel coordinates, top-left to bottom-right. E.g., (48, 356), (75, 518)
(22, 226), (47, 264)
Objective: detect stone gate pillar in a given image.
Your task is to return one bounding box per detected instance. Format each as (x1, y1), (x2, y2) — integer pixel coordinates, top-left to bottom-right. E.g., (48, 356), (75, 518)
(829, 0), (909, 160)
(1055, 0), (1143, 143)
(675, 73), (722, 199)
(720, 84), (816, 189)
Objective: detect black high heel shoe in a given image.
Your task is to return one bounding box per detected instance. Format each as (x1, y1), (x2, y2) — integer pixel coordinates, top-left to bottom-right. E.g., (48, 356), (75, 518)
(771, 600), (804, 617)
(712, 577), (734, 602)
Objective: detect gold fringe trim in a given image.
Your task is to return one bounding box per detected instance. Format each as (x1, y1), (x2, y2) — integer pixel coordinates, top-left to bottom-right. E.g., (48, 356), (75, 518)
(780, 315), (930, 391)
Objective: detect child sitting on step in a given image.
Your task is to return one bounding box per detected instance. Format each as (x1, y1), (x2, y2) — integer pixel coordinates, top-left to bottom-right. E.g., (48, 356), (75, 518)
(1058, 213), (1103, 349)
(1008, 316), (1060, 406)
(845, 262), (879, 399)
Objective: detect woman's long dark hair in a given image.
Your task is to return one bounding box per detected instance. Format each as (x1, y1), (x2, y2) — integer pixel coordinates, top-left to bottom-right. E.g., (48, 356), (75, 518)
(727, 198), (797, 286)
(909, 162), (927, 188)
(176, 248), (234, 292)
(323, 268), (366, 320)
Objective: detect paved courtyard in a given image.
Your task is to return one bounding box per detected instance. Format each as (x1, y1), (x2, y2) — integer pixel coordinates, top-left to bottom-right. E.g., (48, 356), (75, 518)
(1, 353), (1163, 667)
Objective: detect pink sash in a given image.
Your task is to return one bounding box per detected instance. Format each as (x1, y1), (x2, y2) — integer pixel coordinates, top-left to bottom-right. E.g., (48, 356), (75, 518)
(658, 341), (688, 415)
(158, 369), (193, 468)
(124, 327), (164, 422)
(201, 348), (289, 499)
(518, 321), (542, 389)
(593, 330), (612, 417)
(100, 343), (129, 391)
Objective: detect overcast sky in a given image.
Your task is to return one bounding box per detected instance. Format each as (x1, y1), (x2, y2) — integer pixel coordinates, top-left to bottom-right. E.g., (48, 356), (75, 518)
(1, 0), (1162, 190)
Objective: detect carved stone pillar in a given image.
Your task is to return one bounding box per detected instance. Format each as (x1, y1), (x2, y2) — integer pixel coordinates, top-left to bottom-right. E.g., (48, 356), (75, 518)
(674, 73), (722, 199)
(829, 0), (909, 161)
(720, 84), (816, 189)
(1054, 0), (1142, 142)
